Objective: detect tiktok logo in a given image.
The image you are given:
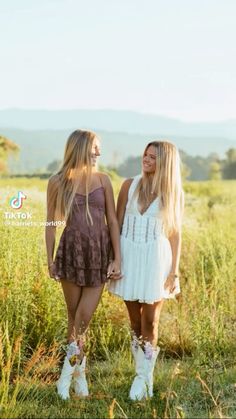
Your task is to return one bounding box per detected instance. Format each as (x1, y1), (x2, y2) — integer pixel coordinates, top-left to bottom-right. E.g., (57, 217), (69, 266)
(10, 191), (27, 209)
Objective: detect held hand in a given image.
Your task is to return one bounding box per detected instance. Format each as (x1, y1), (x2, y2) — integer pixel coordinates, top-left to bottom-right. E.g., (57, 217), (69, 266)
(107, 260), (122, 280)
(164, 274), (177, 294)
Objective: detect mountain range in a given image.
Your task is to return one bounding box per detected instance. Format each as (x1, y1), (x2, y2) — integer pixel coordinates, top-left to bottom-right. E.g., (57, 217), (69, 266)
(0, 109), (235, 173)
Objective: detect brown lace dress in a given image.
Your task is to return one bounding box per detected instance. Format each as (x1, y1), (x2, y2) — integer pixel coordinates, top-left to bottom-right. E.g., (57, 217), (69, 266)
(52, 186), (111, 287)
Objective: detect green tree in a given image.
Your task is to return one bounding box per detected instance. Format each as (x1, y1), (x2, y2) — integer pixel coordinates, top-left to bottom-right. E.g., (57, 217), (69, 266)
(223, 148), (236, 179)
(226, 148), (236, 163)
(46, 160), (62, 173)
(209, 161), (222, 180)
(117, 156), (141, 177)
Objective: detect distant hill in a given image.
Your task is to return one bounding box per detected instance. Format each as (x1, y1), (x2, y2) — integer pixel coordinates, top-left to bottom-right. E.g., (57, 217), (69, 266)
(1, 128), (235, 174)
(0, 109), (235, 174)
(1, 108), (236, 139)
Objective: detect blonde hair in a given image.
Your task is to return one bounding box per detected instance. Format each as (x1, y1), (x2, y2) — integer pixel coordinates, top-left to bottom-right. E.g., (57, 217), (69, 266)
(55, 129), (97, 224)
(136, 140), (183, 236)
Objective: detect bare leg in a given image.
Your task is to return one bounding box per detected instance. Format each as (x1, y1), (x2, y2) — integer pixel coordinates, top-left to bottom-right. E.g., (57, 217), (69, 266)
(141, 300), (164, 347)
(125, 300), (142, 338)
(60, 280), (82, 342)
(74, 285), (104, 341)
(58, 281), (100, 399)
(71, 285), (104, 396)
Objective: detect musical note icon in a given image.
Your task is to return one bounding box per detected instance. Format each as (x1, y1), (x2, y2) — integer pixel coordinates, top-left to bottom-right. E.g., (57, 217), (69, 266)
(10, 191), (27, 209)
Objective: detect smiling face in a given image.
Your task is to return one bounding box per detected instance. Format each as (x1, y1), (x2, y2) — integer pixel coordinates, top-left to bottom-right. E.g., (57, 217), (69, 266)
(142, 145), (157, 174)
(90, 137), (101, 167)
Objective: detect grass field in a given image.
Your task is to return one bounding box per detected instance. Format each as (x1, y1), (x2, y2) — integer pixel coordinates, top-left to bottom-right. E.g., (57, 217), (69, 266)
(0, 176), (236, 418)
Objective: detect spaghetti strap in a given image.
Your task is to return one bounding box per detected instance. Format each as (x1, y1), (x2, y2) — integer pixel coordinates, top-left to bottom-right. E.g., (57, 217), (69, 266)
(97, 173), (105, 189)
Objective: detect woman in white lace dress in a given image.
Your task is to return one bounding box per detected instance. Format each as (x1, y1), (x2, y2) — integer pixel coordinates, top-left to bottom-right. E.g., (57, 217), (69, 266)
(109, 141), (184, 401)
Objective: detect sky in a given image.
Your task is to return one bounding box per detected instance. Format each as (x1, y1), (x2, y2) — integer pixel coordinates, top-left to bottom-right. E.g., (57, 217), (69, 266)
(0, 0), (236, 122)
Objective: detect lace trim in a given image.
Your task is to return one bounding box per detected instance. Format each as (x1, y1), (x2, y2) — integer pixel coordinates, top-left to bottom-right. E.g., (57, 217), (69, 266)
(132, 216), (136, 241)
(125, 215), (130, 238)
(145, 218), (150, 243)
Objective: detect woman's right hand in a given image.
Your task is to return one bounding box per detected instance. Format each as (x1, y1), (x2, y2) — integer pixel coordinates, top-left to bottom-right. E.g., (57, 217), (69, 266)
(107, 260), (122, 280)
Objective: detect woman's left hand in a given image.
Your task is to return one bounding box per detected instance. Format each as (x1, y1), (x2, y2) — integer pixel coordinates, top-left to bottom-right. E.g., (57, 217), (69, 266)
(107, 260), (122, 280)
(164, 274), (177, 294)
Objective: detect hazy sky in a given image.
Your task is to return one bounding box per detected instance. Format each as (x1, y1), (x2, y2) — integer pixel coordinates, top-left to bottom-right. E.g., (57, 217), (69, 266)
(0, 0), (235, 121)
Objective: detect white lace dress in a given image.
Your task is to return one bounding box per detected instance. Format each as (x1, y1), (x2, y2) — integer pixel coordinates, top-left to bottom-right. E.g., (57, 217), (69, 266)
(109, 174), (180, 304)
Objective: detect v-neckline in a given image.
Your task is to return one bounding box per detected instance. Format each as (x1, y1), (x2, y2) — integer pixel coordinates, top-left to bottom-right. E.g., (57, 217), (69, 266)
(136, 196), (159, 216)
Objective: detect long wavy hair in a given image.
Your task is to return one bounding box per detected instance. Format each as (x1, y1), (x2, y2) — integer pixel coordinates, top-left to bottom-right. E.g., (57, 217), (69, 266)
(136, 140), (184, 235)
(55, 129), (97, 224)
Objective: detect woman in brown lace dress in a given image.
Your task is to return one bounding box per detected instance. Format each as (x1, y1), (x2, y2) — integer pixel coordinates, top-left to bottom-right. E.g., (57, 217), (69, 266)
(45, 130), (121, 400)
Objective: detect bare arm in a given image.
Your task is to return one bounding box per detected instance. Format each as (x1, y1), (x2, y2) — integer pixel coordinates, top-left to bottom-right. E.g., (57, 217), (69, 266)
(169, 190), (185, 274)
(45, 175), (59, 271)
(168, 231), (182, 276)
(116, 178), (133, 231)
(165, 190), (185, 292)
(101, 174), (121, 263)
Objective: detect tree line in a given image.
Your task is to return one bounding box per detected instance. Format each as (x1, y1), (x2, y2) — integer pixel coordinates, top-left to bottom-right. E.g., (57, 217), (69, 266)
(1, 135), (236, 180)
(115, 149), (236, 181)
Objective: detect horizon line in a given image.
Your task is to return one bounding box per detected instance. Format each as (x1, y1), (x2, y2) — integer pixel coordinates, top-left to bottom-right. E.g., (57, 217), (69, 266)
(0, 107), (235, 125)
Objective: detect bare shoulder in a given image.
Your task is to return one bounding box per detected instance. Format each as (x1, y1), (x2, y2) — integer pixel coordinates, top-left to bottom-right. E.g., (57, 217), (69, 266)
(120, 178), (133, 194)
(117, 178), (133, 211)
(97, 171), (111, 185)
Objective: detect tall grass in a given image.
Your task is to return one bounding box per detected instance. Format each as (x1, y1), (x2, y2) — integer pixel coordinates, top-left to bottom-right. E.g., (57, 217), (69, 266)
(0, 178), (236, 417)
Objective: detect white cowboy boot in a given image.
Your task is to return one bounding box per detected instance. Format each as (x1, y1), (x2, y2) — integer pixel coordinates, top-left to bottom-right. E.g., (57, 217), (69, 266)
(73, 356), (89, 397)
(129, 346), (148, 400)
(56, 341), (80, 400)
(56, 356), (76, 400)
(144, 343), (160, 397)
(129, 334), (140, 398)
(129, 342), (160, 400)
